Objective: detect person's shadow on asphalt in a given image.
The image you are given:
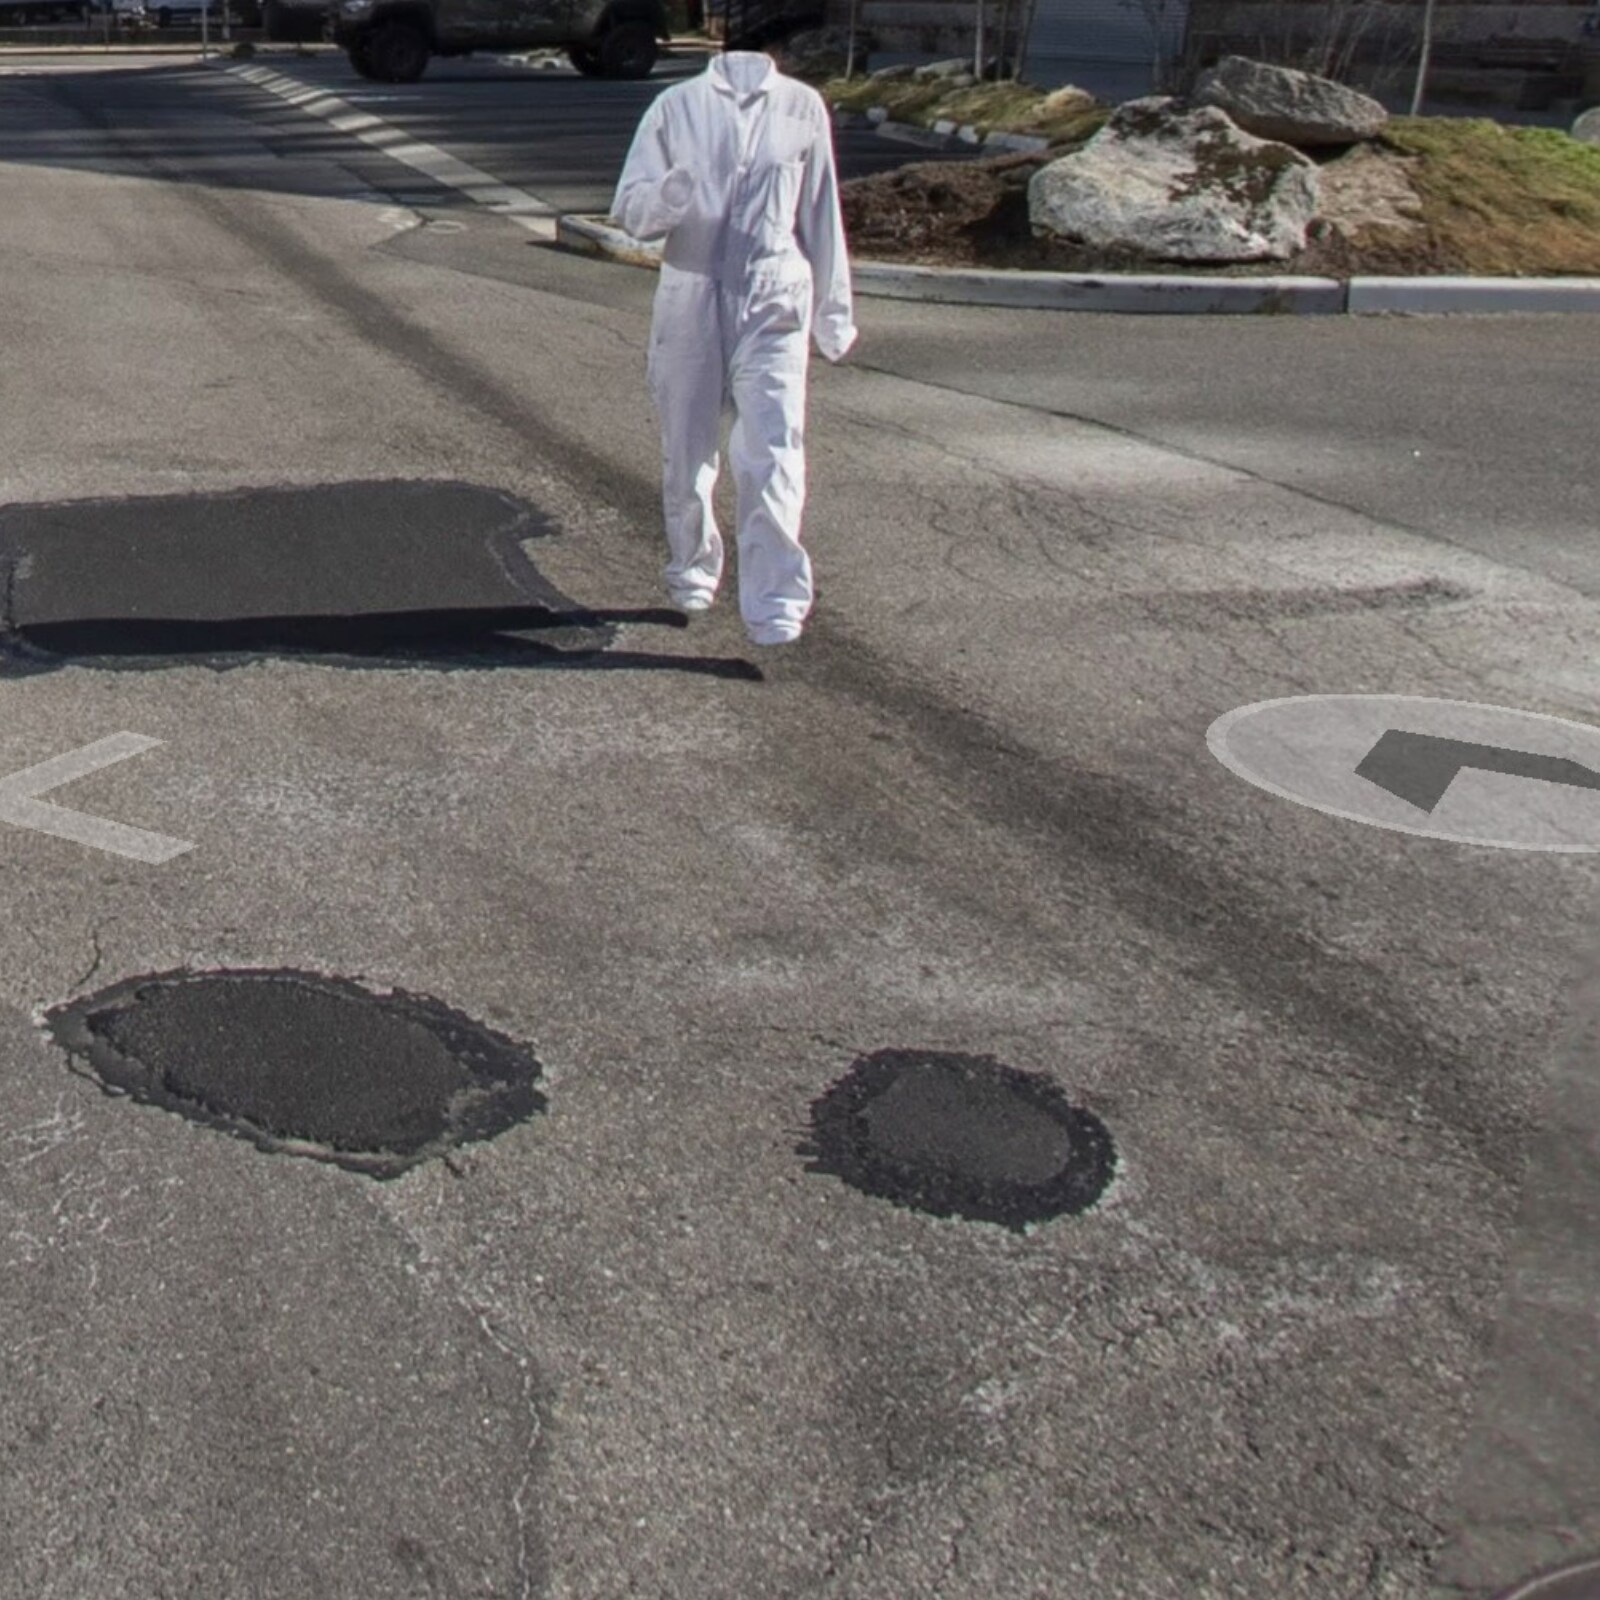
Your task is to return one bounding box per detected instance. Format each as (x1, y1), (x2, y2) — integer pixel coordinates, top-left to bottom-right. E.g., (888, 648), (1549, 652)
(0, 604), (762, 681)
(0, 479), (764, 682)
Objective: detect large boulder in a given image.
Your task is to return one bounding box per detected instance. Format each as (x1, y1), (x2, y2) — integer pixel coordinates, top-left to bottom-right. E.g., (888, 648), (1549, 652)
(1573, 106), (1600, 145)
(1194, 55), (1389, 146)
(1028, 97), (1320, 262)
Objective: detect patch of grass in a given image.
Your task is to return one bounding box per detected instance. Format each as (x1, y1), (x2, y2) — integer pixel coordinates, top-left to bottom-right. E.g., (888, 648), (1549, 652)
(1380, 116), (1600, 273)
(930, 81), (1042, 133)
(820, 75), (1107, 145)
(821, 76), (953, 122)
(1025, 103), (1110, 145)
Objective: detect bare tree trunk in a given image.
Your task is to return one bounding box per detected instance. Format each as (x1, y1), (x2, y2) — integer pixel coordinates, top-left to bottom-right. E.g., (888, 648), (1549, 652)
(974, 0), (986, 76)
(1011, 0), (1041, 80)
(994, 0), (1013, 76)
(1409, 0), (1435, 112)
(845, 0), (860, 75)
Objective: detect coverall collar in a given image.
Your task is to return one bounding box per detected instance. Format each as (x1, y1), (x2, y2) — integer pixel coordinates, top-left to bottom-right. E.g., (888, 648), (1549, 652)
(710, 51), (776, 98)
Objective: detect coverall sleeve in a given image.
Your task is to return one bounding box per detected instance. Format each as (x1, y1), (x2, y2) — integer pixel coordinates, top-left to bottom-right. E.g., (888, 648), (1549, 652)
(796, 112), (857, 363)
(611, 101), (695, 242)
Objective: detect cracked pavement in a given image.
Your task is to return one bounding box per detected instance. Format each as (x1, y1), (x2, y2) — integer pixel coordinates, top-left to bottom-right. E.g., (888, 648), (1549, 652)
(0, 52), (1598, 1600)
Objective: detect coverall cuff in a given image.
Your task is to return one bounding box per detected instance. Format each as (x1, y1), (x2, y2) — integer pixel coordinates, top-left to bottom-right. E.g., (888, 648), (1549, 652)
(814, 320), (858, 363)
(659, 166), (694, 209)
(614, 170), (695, 241)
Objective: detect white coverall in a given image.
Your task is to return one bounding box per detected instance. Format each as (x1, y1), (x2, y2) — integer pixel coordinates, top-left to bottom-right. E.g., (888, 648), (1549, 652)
(611, 52), (857, 645)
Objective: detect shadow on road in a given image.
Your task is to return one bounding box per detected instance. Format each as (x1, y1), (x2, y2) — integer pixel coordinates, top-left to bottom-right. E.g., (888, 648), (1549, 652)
(0, 479), (764, 681)
(0, 604), (762, 678)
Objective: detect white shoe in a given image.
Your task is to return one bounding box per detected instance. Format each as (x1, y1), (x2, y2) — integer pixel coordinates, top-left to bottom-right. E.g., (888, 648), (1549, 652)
(746, 622), (802, 647)
(670, 590), (714, 616)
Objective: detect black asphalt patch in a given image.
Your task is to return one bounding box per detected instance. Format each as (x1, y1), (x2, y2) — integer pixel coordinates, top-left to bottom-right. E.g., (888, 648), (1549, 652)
(799, 1049), (1115, 1233)
(44, 968), (546, 1178)
(0, 479), (757, 680)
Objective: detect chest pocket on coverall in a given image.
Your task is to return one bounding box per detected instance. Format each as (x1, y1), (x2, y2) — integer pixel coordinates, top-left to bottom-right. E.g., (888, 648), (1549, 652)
(762, 157), (806, 234)
(751, 147), (812, 340)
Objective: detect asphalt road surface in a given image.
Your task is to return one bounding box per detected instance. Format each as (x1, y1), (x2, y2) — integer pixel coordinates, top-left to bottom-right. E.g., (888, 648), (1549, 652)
(2, 48), (1599, 1600)
(1, 42), (972, 211)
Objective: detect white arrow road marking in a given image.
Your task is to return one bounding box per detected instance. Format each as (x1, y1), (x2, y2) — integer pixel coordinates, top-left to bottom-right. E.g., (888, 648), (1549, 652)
(0, 734), (193, 863)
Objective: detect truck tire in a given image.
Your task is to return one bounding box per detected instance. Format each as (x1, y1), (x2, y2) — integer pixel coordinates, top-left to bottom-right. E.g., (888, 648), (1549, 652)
(598, 21), (656, 78)
(567, 42), (603, 75)
(364, 18), (430, 80)
(348, 36), (382, 76)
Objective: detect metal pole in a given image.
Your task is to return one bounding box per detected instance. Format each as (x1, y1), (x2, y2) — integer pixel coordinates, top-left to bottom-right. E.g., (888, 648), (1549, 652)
(200, 0), (208, 55)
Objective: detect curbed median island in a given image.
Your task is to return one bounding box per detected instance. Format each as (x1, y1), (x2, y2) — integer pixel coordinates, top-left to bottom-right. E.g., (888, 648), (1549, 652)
(820, 57), (1600, 283)
(557, 54), (1600, 311)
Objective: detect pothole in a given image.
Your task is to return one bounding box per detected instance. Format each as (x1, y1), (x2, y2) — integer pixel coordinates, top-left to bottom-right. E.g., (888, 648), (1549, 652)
(43, 968), (546, 1178)
(799, 1049), (1115, 1232)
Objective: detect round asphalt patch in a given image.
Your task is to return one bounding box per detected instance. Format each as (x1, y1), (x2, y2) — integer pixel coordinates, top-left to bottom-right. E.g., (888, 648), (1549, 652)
(43, 968), (547, 1178)
(799, 1049), (1115, 1232)
(1207, 695), (1600, 851)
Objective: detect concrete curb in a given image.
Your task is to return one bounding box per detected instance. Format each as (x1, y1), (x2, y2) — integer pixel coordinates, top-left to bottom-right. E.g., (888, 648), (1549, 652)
(552, 215), (1600, 315)
(493, 41), (718, 70)
(854, 262), (1347, 313)
(844, 106), (1049, 155)
(558, 213), (667, 269)
(1347, 275), (1600, 314)
(0, 39), (339, 52)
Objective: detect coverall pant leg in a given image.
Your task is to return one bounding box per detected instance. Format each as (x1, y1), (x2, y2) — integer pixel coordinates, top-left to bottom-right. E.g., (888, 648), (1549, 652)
(648, 269), (727, 609)
(726, 267), (814, 643)
(649, 263), (816, 640)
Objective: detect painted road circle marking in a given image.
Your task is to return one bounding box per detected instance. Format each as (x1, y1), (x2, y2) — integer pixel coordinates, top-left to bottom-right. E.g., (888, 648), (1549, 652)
(1490, 1555), (1600, 1600)
(1206, 694), (1600, 852)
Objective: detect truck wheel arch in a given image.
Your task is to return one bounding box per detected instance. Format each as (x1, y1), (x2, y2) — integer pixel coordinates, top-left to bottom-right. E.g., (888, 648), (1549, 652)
(356, 1), (433, 42)
(596, 0), (669, 39)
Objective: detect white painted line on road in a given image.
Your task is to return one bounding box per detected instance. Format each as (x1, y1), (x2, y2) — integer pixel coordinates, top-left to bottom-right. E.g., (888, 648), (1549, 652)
(225, 62), (560, 238)
(0, 734), (193, 863)
(327, 111), (385, 134)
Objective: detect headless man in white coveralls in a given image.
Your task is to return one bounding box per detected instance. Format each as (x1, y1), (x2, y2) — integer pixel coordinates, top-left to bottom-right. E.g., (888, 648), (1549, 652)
(612, 49), (856, 647)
